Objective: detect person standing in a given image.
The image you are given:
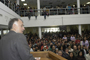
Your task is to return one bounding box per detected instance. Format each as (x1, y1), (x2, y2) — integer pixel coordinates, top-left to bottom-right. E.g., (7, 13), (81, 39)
(0, 18), (36, 60)
(82, 36), (89, 48)
(28, 11), (31, 20)
(43, 11), (47, 19)
(85, 49), (90, 60)
(35, 10), (38, 19)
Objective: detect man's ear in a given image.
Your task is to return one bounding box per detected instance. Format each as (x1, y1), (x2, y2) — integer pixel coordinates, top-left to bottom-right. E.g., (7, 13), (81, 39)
(13, 22), (18, 29)
(12, 23), (17, 30)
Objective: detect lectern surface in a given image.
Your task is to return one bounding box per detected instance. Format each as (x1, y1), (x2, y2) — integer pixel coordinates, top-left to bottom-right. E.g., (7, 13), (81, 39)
(31, 51), (67, 60)
(41, 58), (52, 60)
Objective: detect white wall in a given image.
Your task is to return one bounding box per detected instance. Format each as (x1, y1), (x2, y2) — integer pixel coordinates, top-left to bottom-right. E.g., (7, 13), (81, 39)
(21, 16), (63, 27)
(21, 14), (90, 27)
(0, 2), (20, 25)
(63, 14), (90, 25)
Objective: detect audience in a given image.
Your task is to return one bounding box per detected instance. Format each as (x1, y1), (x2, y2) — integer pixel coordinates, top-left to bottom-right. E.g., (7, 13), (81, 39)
(73, 45), (79, 57)
(29, 44), (34, 52)
(68, 45), (73, 52)
(67, 52), (76, 60)
(77, 51), (86, 60)
(55, 48), (59, 54)
(0, 1), (90, 17)
(24, 31), (90, 60)
(75, 37), (80, 45)
(0, 1), (90, 60)
(58, 51), (63, 56)
(70, 35), (76, 41)
(85, 49), (90, 60)
(82, 36), (89, 48)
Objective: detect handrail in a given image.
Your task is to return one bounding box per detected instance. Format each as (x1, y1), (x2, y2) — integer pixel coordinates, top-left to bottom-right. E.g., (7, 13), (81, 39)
(19, 7), (90, 17)
(0, 1), (90, 17)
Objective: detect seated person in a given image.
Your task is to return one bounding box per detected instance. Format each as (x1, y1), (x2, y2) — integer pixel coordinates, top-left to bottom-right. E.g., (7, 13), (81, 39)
(55, 48), (59, 55)
(73, 45), (79, 57)
(75, 38), (80, 45)
(41, 43), (48, 51)
(58, 51), (64, 57)
(62, 35), (67, 41)
(68, 52), (76, 60)
(85, 49), (90, 60)
(42, 46), (48, 51)
(68, 45), (73, 52)
(70, 35), (76, 41)
(77, 51), (86, 60)
(63, 48), (69, 59)
(51, 45), (56, 53)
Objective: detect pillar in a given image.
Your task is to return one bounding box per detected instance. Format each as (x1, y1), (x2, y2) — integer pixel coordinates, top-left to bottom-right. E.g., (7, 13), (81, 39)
(4, 0), (5, 4)
(1, 29), (3, 38)
(38, 27), (42, 39)
(78, 25), (82, 35)
(37, 0), (40, 16)
(77, 0), (80, 14)
(17, 0), (20, 5)
(67, 26), (70, 32)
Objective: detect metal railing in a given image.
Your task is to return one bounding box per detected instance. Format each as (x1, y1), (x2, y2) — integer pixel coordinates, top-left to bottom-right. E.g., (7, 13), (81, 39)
(0, 1), (90, 17)
(19, 7), (90, 17)
(0, 0), (17, 11)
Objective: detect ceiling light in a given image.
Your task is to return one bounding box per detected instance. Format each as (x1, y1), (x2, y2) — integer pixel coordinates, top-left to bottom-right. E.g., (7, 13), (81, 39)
(86, 2), (90, 4)
(23, 3), (27, 6)
(84, 4), (86, 6)
(73, 5), (75, 7)
(21, 0), (25, 1)
(28, 7), (30, 8)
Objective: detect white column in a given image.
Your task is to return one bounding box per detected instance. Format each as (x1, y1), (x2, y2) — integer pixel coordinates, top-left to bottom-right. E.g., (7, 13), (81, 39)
(88, 25), (90, 31)
(77, 0), (80, 14)
(17, 0), (20, 5)
(67, 26), (70, 32)
(38, 27), (42, 39)
(1, 29), (3, 38)
(4, 0), (5, 4)
(78, 25), (82, 35)
(37, 0), (40, 16)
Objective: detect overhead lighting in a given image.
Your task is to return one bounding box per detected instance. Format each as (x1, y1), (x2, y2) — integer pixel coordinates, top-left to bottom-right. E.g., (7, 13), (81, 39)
(23, 3), (27, 6)
(28, 7), (30, 9)
(84, 4), (86, 6)
(86, 2), (90, 4)
(73, 5), (75, 7)
(21, 0), (25, 1)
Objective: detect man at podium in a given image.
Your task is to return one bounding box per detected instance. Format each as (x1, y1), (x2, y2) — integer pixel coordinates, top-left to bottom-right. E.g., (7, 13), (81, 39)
(0, 18), (39, 60)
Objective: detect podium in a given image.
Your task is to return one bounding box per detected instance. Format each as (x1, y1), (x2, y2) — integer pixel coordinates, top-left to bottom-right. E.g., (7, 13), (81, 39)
(30, 51), (67, 60)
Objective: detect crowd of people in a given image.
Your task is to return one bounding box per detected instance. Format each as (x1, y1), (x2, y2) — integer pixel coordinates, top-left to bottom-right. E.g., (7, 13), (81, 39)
(26, 31), (90, 60)
(0, 0), (90, 17)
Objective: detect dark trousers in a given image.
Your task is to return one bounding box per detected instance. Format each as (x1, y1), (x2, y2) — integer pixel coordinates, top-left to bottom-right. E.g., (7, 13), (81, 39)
(28, 15), (31, 20)
(44, 15), (46, 19)
(35, 16), (37, 19)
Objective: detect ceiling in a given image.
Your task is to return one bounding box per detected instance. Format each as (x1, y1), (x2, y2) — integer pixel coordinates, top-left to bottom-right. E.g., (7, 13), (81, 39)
(19, 0), (90, 8)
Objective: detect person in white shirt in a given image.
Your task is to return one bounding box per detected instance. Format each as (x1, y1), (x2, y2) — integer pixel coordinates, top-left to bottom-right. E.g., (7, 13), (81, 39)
(70, 35), (76, 41)
(85, 49), (90, 60)
(68, 45), (73, 52)
(29, 45), (34, 52)
(63, 35), (67, 40)
(62, 35), (67, 41)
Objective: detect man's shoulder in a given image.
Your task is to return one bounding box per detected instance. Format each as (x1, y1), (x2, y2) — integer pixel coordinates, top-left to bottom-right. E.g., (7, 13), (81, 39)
(16, 33), (25, 37)
(2, 31), (25, 40)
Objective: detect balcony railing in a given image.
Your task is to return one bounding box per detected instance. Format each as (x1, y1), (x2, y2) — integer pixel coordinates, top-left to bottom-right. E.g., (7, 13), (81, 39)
(0, 1), (90, 17)
(19, 8), (90, 17)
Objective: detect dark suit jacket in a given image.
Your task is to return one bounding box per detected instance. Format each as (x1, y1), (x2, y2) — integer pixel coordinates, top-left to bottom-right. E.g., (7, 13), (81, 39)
(0, 31), (35, 60)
